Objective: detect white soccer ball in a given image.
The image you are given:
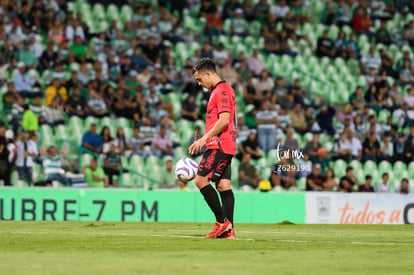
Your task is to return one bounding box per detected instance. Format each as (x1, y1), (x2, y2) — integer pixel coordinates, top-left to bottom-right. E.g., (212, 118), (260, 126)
(175, 157), (198, 182)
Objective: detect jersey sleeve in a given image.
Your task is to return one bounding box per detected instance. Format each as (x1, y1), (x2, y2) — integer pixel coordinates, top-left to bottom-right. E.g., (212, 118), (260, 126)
(216, 89), (231, 114)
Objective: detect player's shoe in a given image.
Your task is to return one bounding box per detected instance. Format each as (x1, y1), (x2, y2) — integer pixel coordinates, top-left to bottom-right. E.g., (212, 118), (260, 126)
(219, 228), (235, 239)
(205, 219), (233, 238)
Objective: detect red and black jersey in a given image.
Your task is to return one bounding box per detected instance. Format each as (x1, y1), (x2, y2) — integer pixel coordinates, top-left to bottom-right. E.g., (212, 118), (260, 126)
(205, 81), (237, 155)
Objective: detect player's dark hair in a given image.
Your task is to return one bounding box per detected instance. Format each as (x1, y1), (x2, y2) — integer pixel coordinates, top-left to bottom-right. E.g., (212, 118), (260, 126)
(192, 58), (217, 74)
(365, 175), (372, 180)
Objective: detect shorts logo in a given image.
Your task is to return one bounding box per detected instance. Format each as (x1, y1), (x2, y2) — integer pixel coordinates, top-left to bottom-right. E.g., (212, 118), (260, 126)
(216, 160), (228, 173)
(205, 150), (217, 170)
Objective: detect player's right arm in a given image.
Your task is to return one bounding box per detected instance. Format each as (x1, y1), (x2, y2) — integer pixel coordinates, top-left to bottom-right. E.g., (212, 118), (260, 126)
(188, 112), (230, 155)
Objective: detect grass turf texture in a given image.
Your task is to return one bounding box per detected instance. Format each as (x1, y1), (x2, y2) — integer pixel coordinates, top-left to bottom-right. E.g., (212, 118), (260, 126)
(0, 222), (413, 274)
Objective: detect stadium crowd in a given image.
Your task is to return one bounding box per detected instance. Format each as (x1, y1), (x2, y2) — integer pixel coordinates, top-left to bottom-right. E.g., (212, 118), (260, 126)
(0, 0), (413, 193)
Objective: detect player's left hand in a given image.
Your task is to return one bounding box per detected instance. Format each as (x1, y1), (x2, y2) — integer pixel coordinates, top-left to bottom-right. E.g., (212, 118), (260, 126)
(188, 137), (206, 155)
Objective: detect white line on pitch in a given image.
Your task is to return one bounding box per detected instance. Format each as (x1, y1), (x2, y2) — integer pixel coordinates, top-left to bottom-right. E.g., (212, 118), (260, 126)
(1, 231), (413, 245)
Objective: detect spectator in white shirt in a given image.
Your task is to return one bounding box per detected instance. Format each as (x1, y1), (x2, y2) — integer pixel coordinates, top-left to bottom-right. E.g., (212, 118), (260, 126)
(13, 62), (36, 98)
(256, 100), (279, 153)
(231, 9), (249, 37)
(345, 129), (362, 161)
(360, 46), (382, 75)
(212, 43), (229, 67)
(274, 0), (290, 20)
(65, 19), (85, 43)
(393, 102), (414, 127)
(246, 47), (267, 77)
(254, 69), (274, 93)
(404, 87), (414, 107)
(28, 34), (43, 58)
(333, 133), (352, 162)
(151, 125), (173, 158)
(43, 145), (69, 185)
(376, 172), (391, 192)
(15, 130), (38, 186)
(87, 89), (108, 118)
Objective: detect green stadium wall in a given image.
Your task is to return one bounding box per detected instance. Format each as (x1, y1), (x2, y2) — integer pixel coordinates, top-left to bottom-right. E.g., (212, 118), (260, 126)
(0, 189), (305, 223)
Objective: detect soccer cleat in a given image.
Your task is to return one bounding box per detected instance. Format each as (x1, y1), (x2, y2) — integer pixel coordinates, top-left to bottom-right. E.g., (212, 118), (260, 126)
(205, 219), (233, 238)
(205, 222), (221, 238)
(219, 228), (235, 239)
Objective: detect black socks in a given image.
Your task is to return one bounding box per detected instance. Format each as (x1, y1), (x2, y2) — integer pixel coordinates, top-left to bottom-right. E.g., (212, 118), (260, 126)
(219, 189), (235, 225)
(200, 185), (225, 223)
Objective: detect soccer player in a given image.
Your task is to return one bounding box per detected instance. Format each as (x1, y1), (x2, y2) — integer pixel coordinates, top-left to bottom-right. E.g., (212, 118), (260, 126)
(189, 58), (237, 239)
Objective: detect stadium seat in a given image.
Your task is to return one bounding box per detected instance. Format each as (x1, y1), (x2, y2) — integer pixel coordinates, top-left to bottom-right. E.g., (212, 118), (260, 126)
(84, 116), (98, 129)
(116, 117), (131, 130)
(393, 161), (407, 177)
(378, 160), (392, 176)
(106, 4), (119, 22)
(406, 162), (414, 179)
(80, 153), (92, 169)
(251, 155), (266, 169)
(67, 1), (75, 13)
(40, 124), (54, 147)
(121, 155), (129, 168)
(349, 159), (362, 172)
(302, 132), (313, 144)
(320, 56), (331, 68)
(92, 3), (105, 20)
(396, 170), (409, 182)
(28, 69), (41, 83)
(55, 124), (68, 141)
(354, 168), (364, 183)
(120, 172), (134, 188)
(120, 5), (133, 24)
(328, 24), (339, 39)
(130, 155), (145, 173)
(296, 177), (306, 191)
(390, 178), (399, 192)
(223, 19), (231, 34)
(377, 109), (390, 124)
(325, 141), (334, 152)
(363, 160), (377, 175)
(257, 165), (269, 181)
(231, 158), (240, 188)
(247, 21), (261, 38)
(67, 117), (84, 144)
(333, 159), (346, 178)
(144, 155), (159, 174)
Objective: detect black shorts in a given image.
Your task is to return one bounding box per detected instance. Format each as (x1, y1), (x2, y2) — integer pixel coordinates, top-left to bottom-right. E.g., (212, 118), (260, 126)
(197, 149), (233, 181)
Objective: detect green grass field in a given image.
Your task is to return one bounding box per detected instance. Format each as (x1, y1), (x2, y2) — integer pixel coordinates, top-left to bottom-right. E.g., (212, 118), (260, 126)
(0, 222), (413, 275)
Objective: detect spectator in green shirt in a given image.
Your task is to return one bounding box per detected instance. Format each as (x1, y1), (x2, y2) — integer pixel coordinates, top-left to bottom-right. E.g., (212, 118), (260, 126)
(158, 157), (177, 189)
(239, 153), (258, 189)
(22, 104), (39, 132)
(70, 35), (87, 62)
(158, 157), (189, 191)
(83, 157), (108, 188)
(18, 40), (38, 69)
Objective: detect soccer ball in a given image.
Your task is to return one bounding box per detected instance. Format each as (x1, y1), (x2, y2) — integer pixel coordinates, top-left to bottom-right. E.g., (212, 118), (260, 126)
(175, 157), (198, 182)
